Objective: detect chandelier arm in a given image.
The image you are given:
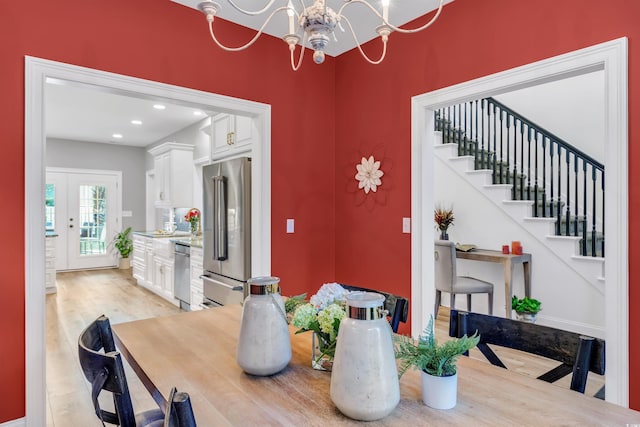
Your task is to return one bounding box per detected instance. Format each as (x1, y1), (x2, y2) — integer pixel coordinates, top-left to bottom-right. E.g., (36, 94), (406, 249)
(341, 15), (387, 65)
(290, 32), (307, 71)
(338, 0), (444, 35)
(225, 0), (278, 16)
(207, 6), (290, 52)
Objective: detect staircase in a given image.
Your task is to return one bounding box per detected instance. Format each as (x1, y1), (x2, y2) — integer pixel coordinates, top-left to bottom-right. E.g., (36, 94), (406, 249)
(434, 98), (605, 287)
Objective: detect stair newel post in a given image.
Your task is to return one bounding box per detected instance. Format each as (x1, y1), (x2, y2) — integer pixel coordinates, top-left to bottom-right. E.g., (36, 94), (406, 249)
(499, 109), (505, 184)
(582, 160), (588, 256)
(519, 120), (525, 201)
(600, 172), (605, 257)
(480, 99), (486, 169)
(492, 102), (498, 183)
(565, 148), (571, 238)
(533, 129), (539, 218)
(556, 142), (562, 235)
(593, 168), (600, 257)
(541, 135), (547, 218)
(474, 99), (479, 166)
(506, 114), (512, 189)
(549, 139), (555, 224)
(526, 125), (532, 202)
(573, 153), (579, 239)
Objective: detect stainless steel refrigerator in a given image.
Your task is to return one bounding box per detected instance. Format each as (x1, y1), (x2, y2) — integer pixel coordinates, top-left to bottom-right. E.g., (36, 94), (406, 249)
(202, 157), (251, 306)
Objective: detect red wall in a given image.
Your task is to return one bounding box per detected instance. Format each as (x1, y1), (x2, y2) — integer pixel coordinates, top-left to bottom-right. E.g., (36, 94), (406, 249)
(0, 0), (335, 422)
(334, 0), (639, 409)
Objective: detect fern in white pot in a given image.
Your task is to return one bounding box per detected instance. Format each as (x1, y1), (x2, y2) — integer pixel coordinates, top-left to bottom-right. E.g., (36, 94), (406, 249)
(394, 316), (479, 409)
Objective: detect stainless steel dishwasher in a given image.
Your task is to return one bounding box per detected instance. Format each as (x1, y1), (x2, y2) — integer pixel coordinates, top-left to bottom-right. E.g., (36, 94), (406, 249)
(174, 242), (191, 311)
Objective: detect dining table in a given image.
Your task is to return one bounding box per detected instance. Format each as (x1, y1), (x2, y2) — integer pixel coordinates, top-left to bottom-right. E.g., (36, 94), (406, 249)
(112, 305), (640, 426)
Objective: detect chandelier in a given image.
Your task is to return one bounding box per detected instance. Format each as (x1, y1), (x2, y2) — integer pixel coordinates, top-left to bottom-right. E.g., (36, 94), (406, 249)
(196, 0), (444, 71)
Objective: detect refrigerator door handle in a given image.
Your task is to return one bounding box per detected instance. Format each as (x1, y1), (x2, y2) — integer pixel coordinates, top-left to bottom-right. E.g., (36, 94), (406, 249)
(212, 175), (228, 260)
(200, 274), (243, 291)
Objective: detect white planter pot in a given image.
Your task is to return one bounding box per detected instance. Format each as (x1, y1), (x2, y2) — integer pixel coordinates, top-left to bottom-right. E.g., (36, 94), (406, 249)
(421, 371), (457, 410)
(515, 312), (538, 323)
(118, 257), (131, 270)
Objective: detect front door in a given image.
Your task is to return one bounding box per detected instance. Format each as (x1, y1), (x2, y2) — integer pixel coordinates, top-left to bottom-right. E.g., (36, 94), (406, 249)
(46, 169), (120, 270)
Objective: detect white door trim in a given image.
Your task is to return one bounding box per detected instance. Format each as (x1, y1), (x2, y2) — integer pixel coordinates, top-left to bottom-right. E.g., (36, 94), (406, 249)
(411, 38), (628, 405)
(25, 57), (272, 425)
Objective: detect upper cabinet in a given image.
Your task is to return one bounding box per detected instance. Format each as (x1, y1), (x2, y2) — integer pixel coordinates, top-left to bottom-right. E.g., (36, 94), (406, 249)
(148, 142), (194, 208)
(211, 113), (256, 159)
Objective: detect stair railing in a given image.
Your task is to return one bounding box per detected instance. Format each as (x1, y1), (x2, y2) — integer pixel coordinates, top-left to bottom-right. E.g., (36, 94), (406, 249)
(435, 97), (605, 257)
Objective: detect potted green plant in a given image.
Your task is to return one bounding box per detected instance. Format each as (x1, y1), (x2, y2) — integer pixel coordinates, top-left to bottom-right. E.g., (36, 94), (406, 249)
(394, 316), (479, 409)
(511, 295), (542, 322)
(112, 227), (133, 269)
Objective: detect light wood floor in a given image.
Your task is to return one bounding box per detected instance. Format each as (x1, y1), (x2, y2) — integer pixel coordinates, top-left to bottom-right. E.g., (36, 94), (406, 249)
(46, 270), (604, 425)
(46, 269), (181, 427)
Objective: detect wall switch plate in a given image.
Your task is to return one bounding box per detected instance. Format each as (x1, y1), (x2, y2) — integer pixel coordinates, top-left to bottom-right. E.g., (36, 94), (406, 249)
(286, 218), (295, 233)
(402, 217), (411, 234)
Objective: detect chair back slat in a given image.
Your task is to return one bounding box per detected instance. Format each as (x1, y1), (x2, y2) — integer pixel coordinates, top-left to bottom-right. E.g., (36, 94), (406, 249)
(339, 284), (408, 333)
(165, 387), (197, 427)
(449, 310), (605, 394)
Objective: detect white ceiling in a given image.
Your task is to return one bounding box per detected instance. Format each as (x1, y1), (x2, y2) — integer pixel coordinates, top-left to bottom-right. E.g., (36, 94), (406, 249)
(45, 1), (451, 147)
(45, 79), (214, 147)
(172, 0), (451, 57)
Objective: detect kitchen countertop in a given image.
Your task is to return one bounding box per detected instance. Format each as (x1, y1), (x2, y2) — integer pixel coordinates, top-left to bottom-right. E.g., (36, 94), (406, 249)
(133, 230), (191, 239)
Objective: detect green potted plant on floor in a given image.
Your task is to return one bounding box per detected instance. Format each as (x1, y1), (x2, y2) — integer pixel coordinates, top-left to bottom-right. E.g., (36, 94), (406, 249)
(511, 295), (542, 323)
(394, 316), (479, 410)
(112, 227), (133, 269)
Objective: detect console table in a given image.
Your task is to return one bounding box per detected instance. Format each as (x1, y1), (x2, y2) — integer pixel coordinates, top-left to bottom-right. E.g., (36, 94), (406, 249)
(455, 249), (531, 318)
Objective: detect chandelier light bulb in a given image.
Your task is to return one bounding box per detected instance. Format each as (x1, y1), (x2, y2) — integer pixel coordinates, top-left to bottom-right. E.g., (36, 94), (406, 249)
(196, 0), (444, 71)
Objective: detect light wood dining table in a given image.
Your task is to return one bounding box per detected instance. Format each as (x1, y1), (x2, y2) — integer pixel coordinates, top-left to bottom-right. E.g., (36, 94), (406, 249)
(112, 305), (640, 426)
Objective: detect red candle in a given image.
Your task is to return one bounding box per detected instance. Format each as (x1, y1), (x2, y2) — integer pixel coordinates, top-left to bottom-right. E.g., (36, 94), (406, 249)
(502, 245), (510, 254)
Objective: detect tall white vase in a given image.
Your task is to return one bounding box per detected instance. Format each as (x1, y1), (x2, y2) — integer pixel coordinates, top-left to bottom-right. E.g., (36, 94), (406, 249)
(421, 371), (458, 410)
(330, 292), (400, 421)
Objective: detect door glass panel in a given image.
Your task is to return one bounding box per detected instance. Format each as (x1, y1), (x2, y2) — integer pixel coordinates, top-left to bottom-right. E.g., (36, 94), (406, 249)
(45, 183), (55, 232)
(78, 185), (107, 256)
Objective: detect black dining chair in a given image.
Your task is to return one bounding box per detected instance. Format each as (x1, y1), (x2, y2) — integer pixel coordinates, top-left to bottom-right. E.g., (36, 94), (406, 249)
(162, 387), (197, 427)
(78, 315), (165, 426)
(339, 284), (409, 332)
(449, 309), (606, 396)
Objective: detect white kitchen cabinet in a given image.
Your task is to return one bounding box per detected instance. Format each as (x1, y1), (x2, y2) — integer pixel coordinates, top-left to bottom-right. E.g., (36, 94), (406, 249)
(148, 142), (194, 207)
(132, 234), (177, 305)
(190, 246), (204, 310)
(211, 113), (255, 159)
(45, 235), (57, 294)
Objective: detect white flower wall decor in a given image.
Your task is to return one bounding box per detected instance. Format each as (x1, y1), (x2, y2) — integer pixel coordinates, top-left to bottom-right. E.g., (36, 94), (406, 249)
(355, 155), (384, 194)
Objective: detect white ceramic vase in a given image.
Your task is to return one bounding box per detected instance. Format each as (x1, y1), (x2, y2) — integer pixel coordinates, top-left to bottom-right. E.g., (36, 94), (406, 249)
(330, 292), (400, 421)
(237, 276), (291, 376)
(421, 371), (458, 410)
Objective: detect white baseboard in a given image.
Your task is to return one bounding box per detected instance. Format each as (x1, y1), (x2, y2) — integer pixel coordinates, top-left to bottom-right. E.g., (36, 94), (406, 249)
(1, 418), (26, 427)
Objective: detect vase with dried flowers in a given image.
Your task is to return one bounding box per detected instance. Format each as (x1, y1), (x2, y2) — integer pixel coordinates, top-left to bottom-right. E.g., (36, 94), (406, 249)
(434, 205), (454, 240)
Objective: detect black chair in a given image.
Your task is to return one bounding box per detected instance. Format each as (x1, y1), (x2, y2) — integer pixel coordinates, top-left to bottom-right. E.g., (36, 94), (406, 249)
(78, 315), (165, 426)
(449, 309), (605, 396)
(162, 387), (197, 427)
(339, 284), (409, 332)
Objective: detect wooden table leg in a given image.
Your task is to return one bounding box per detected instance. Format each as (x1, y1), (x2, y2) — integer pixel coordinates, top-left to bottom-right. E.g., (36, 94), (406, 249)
(523, 260), (531, 298)
(504, 260), (513, 319)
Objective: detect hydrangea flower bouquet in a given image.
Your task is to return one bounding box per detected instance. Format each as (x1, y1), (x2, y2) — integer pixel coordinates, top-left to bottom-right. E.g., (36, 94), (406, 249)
(291, 283), (351, 370)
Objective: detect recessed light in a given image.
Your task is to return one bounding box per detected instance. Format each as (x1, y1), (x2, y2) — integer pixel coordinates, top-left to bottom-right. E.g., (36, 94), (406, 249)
(131, 120), (143, 125)
(112, 133), (123, 139)
(193, 111), (204, 116)
(153, 104), (166, 110)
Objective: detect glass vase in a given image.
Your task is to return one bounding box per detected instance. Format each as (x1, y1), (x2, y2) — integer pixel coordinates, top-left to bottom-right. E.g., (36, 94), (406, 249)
(312, 331), (334, 371)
